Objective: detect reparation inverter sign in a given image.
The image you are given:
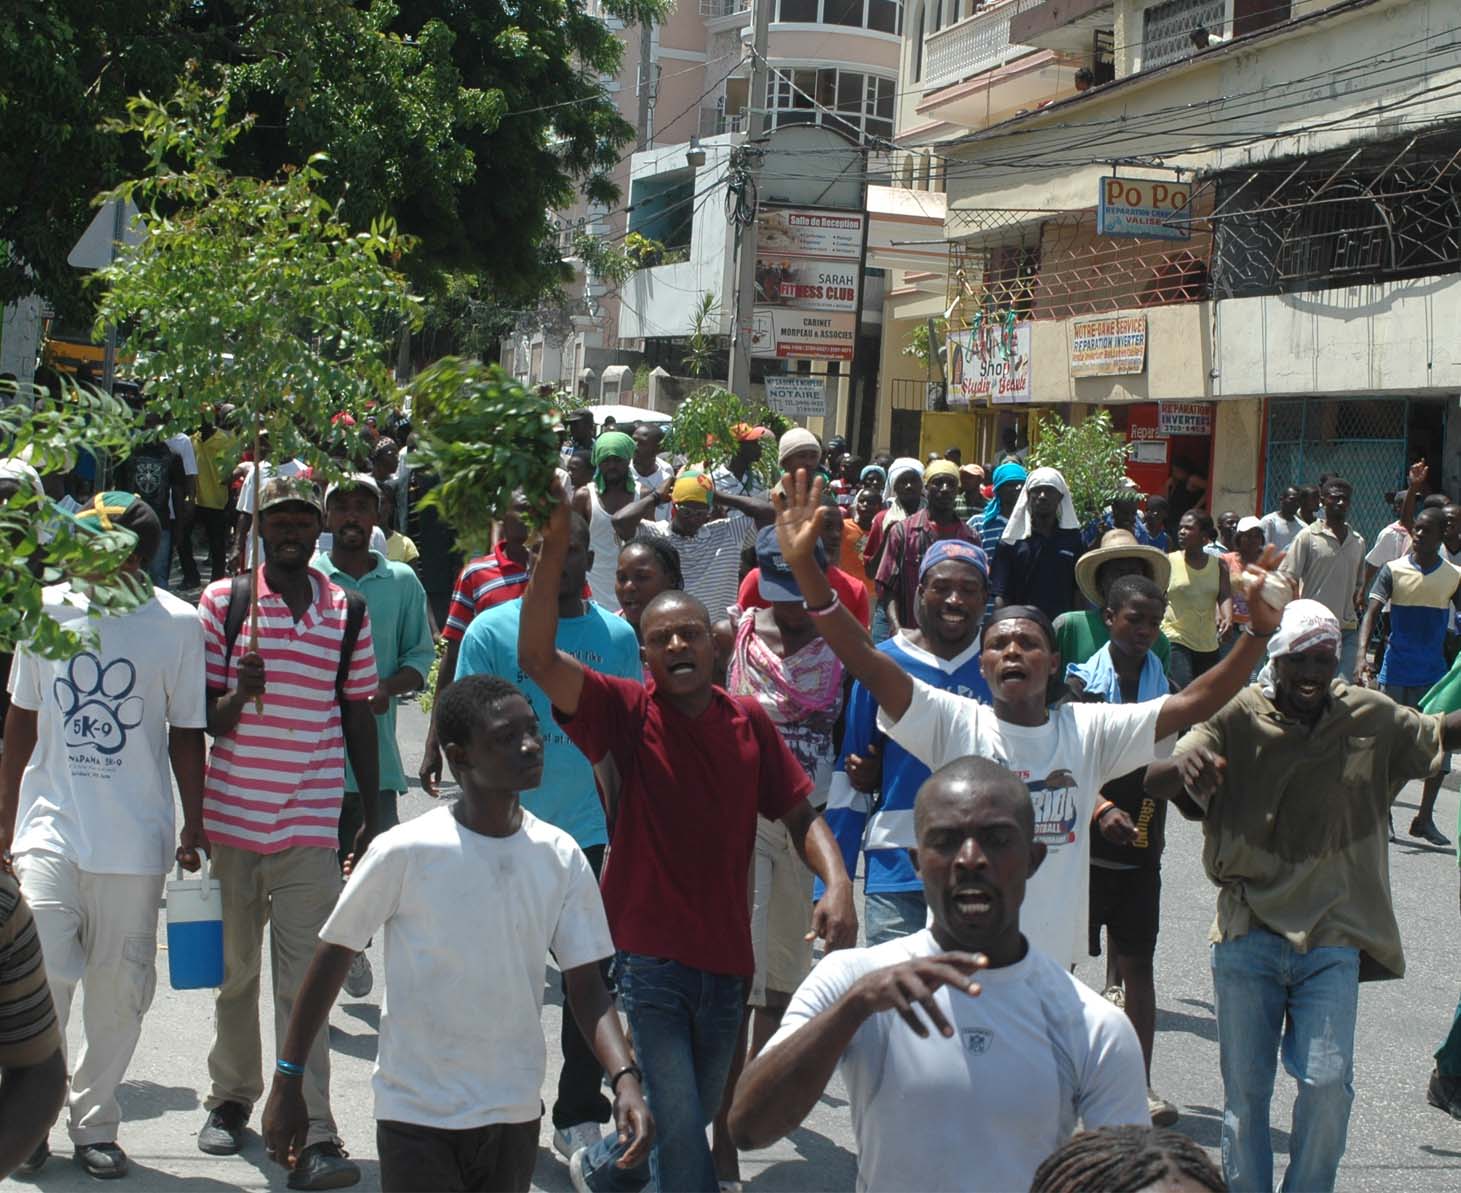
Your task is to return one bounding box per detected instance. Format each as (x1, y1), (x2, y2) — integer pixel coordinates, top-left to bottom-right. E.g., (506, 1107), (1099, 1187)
(1070, 313), (1147, 377)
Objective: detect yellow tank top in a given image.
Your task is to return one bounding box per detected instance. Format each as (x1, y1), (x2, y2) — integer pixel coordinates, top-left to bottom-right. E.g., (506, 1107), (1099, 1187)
(1161, 551), (1222, 652)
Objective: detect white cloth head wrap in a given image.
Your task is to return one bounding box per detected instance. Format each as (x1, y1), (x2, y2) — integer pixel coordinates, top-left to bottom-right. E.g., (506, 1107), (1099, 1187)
(1257, 597), (1341, 697)
(882, 456), (925, 527)
(1002, 466), (1079, 542)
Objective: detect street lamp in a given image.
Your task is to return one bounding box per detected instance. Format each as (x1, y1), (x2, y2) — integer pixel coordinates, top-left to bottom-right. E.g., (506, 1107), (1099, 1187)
(686, 136), (706, 168)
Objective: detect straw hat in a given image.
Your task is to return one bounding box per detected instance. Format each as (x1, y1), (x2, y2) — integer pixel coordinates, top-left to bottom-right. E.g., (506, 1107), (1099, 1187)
(1075, 528), (1171, 608)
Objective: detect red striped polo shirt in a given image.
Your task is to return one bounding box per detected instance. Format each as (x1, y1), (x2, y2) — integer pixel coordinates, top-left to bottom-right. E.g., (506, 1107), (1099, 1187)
(442, 544), (529, 644)
(199, 568), (378, 853)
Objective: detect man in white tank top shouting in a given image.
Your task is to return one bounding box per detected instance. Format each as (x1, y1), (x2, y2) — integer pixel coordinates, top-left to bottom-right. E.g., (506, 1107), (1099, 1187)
(572, 432), (640, 613)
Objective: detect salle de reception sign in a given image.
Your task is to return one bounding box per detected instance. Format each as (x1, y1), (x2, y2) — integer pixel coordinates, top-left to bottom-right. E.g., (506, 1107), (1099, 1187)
(1070, 313), (1147, 377)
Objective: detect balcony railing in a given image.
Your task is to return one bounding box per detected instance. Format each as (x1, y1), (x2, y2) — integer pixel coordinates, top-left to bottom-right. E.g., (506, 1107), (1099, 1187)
(699, 0), (749, 16)
(923, 0), (1045, 92)
(698, 107), (747, 137)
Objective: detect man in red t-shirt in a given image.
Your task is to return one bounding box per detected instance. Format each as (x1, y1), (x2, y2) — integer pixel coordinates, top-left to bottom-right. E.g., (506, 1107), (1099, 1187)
(519, 479), (856, 1193)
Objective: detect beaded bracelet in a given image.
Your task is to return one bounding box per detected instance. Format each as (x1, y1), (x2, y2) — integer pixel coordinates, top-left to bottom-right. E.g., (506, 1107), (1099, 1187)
(806, 591), (842, 618)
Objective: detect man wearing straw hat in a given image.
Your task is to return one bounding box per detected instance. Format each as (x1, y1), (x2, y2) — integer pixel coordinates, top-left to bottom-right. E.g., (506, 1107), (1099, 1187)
(194, 475), (381, 1190)
(1056, 528), (1174, 672)
(1, 492), (207, 1180)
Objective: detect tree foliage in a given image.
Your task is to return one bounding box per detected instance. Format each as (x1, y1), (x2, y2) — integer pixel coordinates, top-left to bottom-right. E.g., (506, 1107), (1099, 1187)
(1, 0), (672, 314)
(92, 82), (419, 469)
(663, 384), (785, 488)
(1027, 409), (1131, 526)
(408, 358), (561, 551)
(0, 378), (153, 658)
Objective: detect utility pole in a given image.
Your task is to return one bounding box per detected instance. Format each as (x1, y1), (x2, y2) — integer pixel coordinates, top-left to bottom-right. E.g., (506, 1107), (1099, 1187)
(727, 0), (770, 398)
(636, 21), (654, 150)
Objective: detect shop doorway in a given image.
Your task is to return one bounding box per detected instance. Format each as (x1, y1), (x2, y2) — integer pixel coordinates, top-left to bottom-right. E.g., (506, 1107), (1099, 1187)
(1107, 403), (1216, 519)
(1262, 397), (1442, 546)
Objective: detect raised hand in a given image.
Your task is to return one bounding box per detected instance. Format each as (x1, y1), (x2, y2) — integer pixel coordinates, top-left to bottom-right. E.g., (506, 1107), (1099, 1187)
(1234, 545), (1295, 636)
(772, 468), (827, 571)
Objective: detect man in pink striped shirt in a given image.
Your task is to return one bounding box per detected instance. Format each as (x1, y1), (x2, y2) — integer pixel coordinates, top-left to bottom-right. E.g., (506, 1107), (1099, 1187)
(194, 475), (380, 1191)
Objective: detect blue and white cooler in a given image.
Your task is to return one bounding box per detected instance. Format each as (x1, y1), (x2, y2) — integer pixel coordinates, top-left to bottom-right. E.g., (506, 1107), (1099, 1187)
(166, 855), (224, 989)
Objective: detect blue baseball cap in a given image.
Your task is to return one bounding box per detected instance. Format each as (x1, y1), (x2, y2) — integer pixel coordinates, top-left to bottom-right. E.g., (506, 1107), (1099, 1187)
(755, 524), (827, 603)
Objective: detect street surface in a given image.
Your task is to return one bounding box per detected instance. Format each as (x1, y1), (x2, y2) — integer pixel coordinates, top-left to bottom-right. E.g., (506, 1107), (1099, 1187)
(6, 699), (1461, 1191)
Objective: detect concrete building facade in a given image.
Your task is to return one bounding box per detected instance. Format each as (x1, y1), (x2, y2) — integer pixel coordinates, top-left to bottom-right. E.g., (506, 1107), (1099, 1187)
(875, 0), (1461, 545)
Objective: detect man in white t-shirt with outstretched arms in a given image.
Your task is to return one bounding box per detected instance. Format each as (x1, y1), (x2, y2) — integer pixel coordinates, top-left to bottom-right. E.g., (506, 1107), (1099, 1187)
(769, 471), (1292, 969)
(729, 756), (1148, 1191)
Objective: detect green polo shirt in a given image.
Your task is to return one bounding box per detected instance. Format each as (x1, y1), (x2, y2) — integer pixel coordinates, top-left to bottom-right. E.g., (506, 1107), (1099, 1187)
(315, 550), (436, 794)
(1175, 681), (1443, 980)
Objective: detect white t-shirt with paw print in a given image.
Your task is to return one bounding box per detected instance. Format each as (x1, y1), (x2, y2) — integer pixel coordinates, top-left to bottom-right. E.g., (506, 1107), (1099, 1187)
(7, 586), (207, 875)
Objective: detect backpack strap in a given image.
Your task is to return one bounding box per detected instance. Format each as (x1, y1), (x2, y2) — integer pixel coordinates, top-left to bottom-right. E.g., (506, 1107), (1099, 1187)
(212, 572), (253, 696)
(337, 589), (367, 701)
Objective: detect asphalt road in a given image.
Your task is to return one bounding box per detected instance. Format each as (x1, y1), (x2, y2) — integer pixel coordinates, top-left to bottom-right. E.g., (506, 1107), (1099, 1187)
(6, 698), (1461, 1192)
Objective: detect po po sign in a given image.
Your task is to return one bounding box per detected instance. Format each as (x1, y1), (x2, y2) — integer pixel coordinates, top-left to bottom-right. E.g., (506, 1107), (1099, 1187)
(1097, 177), (1191, 242)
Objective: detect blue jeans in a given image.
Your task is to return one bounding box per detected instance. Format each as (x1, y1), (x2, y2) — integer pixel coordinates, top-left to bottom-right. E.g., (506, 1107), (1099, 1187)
(1212, 929), (1359, 1192)
(147, 528), (172, 590)
(864, 889), (927, 945)
(576, 953), (746, 1192)
(871, 602), (893, 645)
(1338, 628), (1359, 682)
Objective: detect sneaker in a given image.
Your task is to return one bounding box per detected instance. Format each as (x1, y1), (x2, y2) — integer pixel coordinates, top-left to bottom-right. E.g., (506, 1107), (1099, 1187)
(1148, 1088), (1179, 1127)
(197, 1101), (249, 1155)
(343, 953), (373, 998)
(287, 1141), (361, 1190)
(16, 1140), (50, 1174)
(554, 1122), (603, 1163)
(74, 1142), (129, 1180)
(1102, 984), (1126, 1009)
(569, 1146), (592, 1193)
(1411, 817), (1451, 848)
(1428, 1067), (1461, 1120)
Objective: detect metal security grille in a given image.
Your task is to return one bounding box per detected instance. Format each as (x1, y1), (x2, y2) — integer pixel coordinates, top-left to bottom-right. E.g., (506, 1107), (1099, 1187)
(1263, 398), (1411, 546)
(1211, 129), (1461, 300)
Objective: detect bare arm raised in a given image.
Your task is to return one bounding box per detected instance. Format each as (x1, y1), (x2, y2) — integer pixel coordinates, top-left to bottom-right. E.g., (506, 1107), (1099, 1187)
(775, 472), (914, 722)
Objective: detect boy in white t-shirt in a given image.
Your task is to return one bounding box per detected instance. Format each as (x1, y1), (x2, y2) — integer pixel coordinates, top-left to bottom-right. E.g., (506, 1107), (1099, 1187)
(261, 673), (652, 1193)
(1, 492), (207, 1180)
(769, 471), (1291, 969)
(728, 756), (1149, 1191)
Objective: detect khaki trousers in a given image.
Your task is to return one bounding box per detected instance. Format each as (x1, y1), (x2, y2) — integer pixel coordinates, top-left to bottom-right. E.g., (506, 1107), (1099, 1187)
(14, 851), (164, 1146)
(204, 843), (340, 1146)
